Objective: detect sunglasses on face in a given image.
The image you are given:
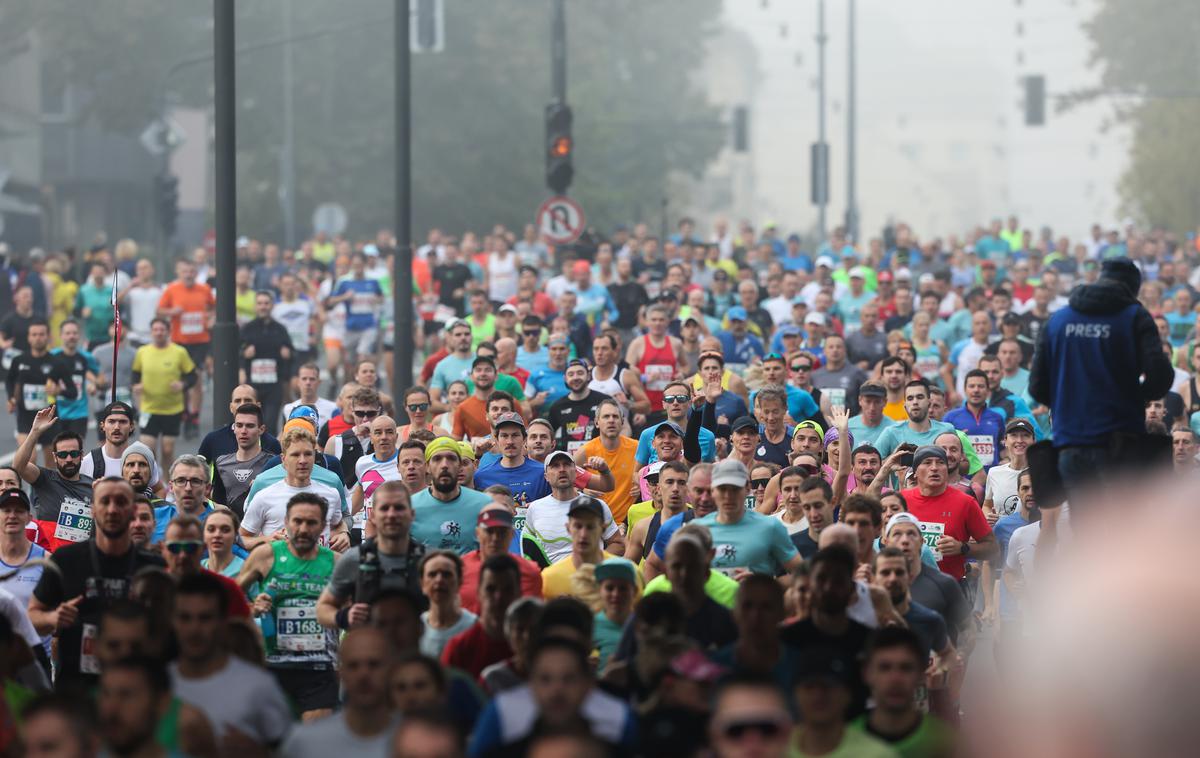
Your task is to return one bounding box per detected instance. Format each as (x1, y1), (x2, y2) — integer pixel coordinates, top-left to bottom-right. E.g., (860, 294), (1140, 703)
(662, 394), (691, 404)
(791, 364), (812, 372)
(54, 450), (82, 460)
(166, 540), (203, 555)
(407, 403), (430, 412)
(645, 476), (660, 487)
(355, 409), (380, 419)
(718, 717), (788, 741)
(750, 478), (770, 489)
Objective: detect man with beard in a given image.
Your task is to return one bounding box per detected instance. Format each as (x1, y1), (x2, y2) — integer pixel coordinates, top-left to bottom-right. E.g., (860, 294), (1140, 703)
(281, 628), (400, 756)
(211, 404), (272, 518)
(238, 492), (340, 720)
(82, 401), (164, 492)
(152, 455), (217, 542)
(239, 290), (294, 431)
(242, 428), (349, 551)
(97, 656), (177, 758)
(546, 358), (611, 452)
(851, 444), (883, 491)
(119, 442), (157, 500)
(872, 547), (956, 671)
(29, 477), (165, 686)
(410, 437), (493, 554)
(14, 406), (94, 549)
(161, 515), (252, 618)
(901, 446), (995, 582)
(317, 481), (428, 630)
(353, 415), (403, 540)
(454, 355), (501, 441)
(6, 319), (77, 466)
(874, 379), (957, 459)
(525, 451), (623, 567)
(882, 513), (971, 648)
(49, 320), (99, 441)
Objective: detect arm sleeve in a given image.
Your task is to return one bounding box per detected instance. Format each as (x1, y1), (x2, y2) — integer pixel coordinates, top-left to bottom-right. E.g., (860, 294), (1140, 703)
(31, 556), (65, 607)
(683, 407), (702, 464)
(5, 362), (16, 399)
(1028, 324), (1052, 406)
(181, 368), (198, 390)
(1134, 307), (1175, 401)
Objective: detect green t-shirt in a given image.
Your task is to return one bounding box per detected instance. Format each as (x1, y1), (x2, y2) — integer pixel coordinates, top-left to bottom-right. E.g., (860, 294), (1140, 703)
(849, 714), (954, 758)
(76, 282), (113, 344)
(466, 372), (526, 401)
(262, 541), (336, 666)
(643, 570), (738, 609)
(789, 725), (899, 758)
(593, 611), (626, 670)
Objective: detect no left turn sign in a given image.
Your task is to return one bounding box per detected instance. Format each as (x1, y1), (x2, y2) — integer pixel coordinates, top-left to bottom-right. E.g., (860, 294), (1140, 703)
(536, 195), (586, 245)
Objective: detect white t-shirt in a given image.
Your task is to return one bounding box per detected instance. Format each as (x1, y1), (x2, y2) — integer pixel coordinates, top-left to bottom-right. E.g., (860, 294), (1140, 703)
(283, 397), (340, 430)
(984, 463), (1022, 517)
(242, 478), (344, 543)
(125, 285), (164, 343)
(80, 445), (162, 487)
(773, 509), (809, 536)
(319, 278), (345, 340)
(0, 586), (41, 648)
(272, 298), (315, 352)
(170, 656), (292, 745)
(525, 494), (619, 564)
(281, 712), (399, 758)
(420, 609), (478, 660)
(354, 451), (402, 530)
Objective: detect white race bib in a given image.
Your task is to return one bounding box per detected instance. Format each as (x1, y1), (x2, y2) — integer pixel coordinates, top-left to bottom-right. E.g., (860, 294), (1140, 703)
(72, 373), (85, 398)
(566, 440), (586, 454)
(350, 293), (376, 315)
(1, 348), (18, 370)
(249, 358), (278, 384)
(80, 623), (101, 674)
(968, 434), (995, 466)
(55, 500), (94, 543)
(825, 387), (846, 409)
(645, 363), (674, 392)
(276, 603), (324, 652)
(915, 356), (940, 379)
(23, 384), (47, 411)
(919, 521), (945, 562)
(513, 506), (528, 533)
(180, 311), (204, 336)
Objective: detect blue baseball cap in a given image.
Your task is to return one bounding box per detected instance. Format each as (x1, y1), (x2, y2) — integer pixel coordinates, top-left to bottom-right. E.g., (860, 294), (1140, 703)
(726, 306), (748, 321)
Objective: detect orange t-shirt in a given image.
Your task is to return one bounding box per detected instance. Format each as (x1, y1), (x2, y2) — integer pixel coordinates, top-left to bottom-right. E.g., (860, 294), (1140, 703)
(158, 282), (215, 344)
(452, 395), (492, 440)
(580, 435), (639, 525)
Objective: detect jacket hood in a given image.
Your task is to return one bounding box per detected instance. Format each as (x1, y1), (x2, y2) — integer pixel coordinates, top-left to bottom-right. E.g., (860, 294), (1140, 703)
(1068, 279), (1138, 315)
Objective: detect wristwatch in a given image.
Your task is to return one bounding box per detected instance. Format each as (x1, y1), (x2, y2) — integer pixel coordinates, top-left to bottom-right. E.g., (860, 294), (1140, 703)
(960, 542), (970, 556)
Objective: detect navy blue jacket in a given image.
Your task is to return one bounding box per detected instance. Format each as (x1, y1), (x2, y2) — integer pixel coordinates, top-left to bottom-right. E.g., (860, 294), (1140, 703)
(1029, 280), (1173, 446)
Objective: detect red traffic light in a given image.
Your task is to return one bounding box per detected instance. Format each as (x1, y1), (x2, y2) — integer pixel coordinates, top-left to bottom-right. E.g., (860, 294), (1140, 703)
(550, 135), (572, 158)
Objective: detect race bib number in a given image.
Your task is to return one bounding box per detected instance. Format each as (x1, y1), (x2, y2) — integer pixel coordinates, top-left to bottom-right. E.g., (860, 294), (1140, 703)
(919, 521), (945, 561)
(824, 387), (847, 409)
(434, 305), (457, 323)
(566, 440), (586, 455)
(180, 311), (204, 336)
(353, 509), (368, 530)
(115, 387), (133, 404)
(55, 500), (94, 543)
(968, 434), (995, 466)
(1, 348), (18, 371)
(277, 604), (324, 652)
(80, 623), (101, 674)
(645, 363), (674, 392)
(915, 357), (940, 379)
(350, 293), (376, 315)
(249, 358), (278, 384)
(514, 506), (528, 533)
(23, 384), (47, 411)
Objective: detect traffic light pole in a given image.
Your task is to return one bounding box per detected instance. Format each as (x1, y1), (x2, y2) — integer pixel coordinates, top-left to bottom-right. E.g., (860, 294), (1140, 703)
(212, 0), (238, 429)
(393, 0), (415, 404)
(845, 0), (859, 243)
(816, 0), (827, 243)
(552, 0), (566, 104)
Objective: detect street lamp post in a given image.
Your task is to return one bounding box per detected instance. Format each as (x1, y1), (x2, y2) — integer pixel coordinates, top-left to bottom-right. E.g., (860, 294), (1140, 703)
(212, 0), (238, 428)
(393, 0), (415, 404)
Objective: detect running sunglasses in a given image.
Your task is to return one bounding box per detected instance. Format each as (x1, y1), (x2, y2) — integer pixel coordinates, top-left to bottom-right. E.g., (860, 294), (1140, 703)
(662, 394), (691, 404)
(166, 540), (203, 555)
(354, 409), (380, 419)
(54, 450), (82, 459)
(407, 403), (430, 412)
(751, 478), (771, 489)
(716, 716), (790, 741)
(790, 363), (813, 372)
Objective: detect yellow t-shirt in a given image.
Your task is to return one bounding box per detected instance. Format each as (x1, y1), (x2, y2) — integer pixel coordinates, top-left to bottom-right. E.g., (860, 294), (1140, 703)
(883, 400), (908, 422)
(580, 436), (639, 526)
(132, 343), (195, 416)
(542, 552), (618, 600)
(625, 500), (657, 533)
(691, 369), (734, 392)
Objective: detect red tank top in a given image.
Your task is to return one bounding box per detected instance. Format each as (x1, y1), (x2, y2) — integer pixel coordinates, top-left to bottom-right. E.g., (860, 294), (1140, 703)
(638, 334), (677, 411)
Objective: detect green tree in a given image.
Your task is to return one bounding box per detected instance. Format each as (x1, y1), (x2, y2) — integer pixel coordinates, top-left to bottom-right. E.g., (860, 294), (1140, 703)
(7, 0), (726, 242)
(1084, 0), (1200, 231)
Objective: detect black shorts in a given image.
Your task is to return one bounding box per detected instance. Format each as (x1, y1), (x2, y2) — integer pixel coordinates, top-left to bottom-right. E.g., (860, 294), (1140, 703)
(142, 413), (183, 438)
(183, 342), (211, 370)
(16, 413), (57, 444)
(292, 350), (316, 372)
(271, 665), (339, 713)
(54, 417), (89, 439)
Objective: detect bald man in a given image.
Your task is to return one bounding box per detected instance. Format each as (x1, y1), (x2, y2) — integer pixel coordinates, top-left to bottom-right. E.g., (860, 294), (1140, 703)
(197, 384), (282, 462)
(353, 415), (403, 539)
(282, 628), (398, 753)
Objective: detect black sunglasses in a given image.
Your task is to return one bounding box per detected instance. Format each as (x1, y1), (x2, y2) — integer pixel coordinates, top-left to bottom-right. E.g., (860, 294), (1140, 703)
(719, 718), (787, 740)
(355, 409), (380, 419)
(166, 541), (203, 555)
(407, 403), (430, 412)
(55, 450), (82, 460)
(791, 364), (812, 372)
(750, 478), (770, 489)
(662, 394), (691, 404)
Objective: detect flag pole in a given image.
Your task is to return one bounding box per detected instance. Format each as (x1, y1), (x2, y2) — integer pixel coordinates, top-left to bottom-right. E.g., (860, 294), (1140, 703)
(110, 272), (121, 405)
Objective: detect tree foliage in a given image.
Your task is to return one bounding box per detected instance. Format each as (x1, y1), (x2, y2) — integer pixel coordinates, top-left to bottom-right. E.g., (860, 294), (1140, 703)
(6, 0), (726, 241)
(1084, 0), (1200, 230)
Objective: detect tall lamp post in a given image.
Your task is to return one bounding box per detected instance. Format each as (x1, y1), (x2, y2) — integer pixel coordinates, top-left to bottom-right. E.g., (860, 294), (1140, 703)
(212, 0), (238, 428)
(393, 0), (415, 403)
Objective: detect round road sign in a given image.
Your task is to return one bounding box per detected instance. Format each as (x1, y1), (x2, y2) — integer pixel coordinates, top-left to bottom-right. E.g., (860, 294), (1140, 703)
(536, 195), (586, 245)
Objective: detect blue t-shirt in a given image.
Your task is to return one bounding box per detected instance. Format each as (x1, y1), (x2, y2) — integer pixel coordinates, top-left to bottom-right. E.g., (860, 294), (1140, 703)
(636, 422), (716, 465)
(516, 345), (550, 374)
(472, 458), (552, 509)
(411, 486), (493, 553)
(847, 414), (896, 448)
(693, 510), (798, 576)
(431, 353), (474, 391)
(651, 510), (695, 560)
(526, 367), (568, 407)
(943, 405), (1005, 470)
(152, 502), (214, 543)
(716, 332), (765, 371)
(333, 277), (384, 331)
(48, 348), (99, 421)
(873, 419), (957, 458)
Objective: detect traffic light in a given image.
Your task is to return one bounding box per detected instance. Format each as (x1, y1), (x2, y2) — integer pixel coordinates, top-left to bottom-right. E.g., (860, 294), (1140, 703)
(155, 173), (179, 238)
(1024, 75), (1045, 126)
(545, 102), (573, 195)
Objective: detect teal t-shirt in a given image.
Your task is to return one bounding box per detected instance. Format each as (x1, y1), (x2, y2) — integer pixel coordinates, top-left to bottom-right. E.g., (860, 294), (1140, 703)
(410, 486), (493, 553)
(76, 283), (113, 344)
(431, 354), (473, 391)
(873, 419), (957, 458)
(848, 414), (896, 448)
(593, 611), (625, 670)
(693, 510), (798, 576)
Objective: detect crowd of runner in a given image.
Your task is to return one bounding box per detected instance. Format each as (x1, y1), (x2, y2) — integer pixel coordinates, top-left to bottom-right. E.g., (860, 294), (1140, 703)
(0, 215), (1195, 757)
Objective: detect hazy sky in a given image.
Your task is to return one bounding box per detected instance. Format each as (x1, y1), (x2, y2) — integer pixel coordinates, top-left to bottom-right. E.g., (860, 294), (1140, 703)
(717, 0), (1125, 243)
